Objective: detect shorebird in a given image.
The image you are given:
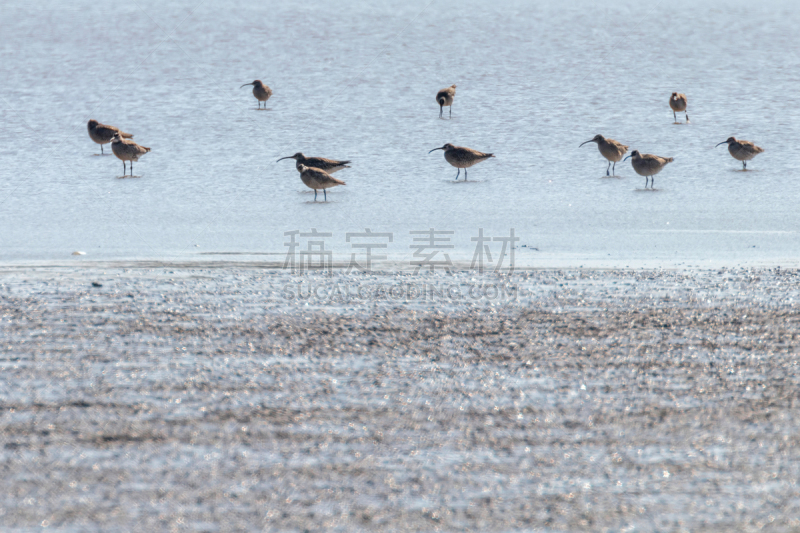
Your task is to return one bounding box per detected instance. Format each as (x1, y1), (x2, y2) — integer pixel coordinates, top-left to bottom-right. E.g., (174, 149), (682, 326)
(277, 153), (351, 174)
(436, 84), (456, 118)
(579, 134), (629, 176)
(110, 132), (150, 176)
(623, 150), (673, 189)
(240, 80), (272, 109)
(429, 143), (494, 181)
(716, 137), (764, 170)
(87, 119), (132, 155)
(297, 164), (346, 201)
(669, 92), (689, 123)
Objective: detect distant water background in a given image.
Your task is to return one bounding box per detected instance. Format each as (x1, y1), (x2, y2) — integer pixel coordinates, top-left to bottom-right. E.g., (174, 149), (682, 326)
(2, 0), (800, 268)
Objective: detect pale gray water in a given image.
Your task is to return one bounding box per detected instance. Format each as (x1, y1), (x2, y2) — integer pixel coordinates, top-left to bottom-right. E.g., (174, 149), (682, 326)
(2, 0), (800, 267)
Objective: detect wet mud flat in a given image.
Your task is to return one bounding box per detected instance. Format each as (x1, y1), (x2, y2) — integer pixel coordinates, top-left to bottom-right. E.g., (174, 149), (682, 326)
(1, 267), (799, 532)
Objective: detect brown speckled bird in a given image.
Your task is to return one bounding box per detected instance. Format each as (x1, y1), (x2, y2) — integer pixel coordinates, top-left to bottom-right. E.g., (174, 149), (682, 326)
(297, 164), (346, 201)
(580, 134), (629, 176)
(429, 143), (494, 181)
(716, 137), (764, 170)
(240, 80), (272, 109)
(669, 92), (689, 123)
(110, 132), (150, 176)
(623, 150), (673, 189)
(277, 153), (351, 174)
(436, 84), (457, 118)
(87, 119), (133, 154)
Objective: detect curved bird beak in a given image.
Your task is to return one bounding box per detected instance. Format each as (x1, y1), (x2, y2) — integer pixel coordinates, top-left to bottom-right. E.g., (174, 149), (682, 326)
(623, 155), (632, 161)
(715, 141), (728, 147)
(579, 140), (594, 147)
(276, 156), (293, 162)
(429, 147), (444, 154)
(240, 83), (254, 89)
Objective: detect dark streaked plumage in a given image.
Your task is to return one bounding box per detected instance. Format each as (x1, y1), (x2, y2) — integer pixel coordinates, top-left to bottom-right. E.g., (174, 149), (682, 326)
(716, 137), (764, 170)
(297, 164), (346, 201)
(87, 119), (132, 154)
(623, 150), (673, 189)
(277, 152), (351, 174)
(240, 80), (272, 109)
(110, 132), (150, 176)
(669, 92), (689, 123)
(579, 134), (629, 176)
(429, 143), (494, 181)
(436, 84), (456, 118)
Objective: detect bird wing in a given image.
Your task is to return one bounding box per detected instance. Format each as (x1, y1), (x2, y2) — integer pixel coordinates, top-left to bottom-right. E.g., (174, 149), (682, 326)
(311, 157), (351, 167)
(95, 124), (120, 137)
(740, 141), (764, 154)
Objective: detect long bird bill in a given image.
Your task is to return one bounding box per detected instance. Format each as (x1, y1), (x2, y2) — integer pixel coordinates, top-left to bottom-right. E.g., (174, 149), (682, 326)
(428, 146), (445, 153)
(623, 155), (632, 161)
(579, 139), (595, 147)
(276, 156), (294, 162)
(240, 82), (255, 88)
(715, 141), (729, 147)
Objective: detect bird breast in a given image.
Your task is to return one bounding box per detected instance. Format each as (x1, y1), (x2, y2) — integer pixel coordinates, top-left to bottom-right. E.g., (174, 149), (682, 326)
(254, 86), (272, 101)
(599, 142), (627, 162)
(669, 95), (687, 112)
(729, 143), (761, 161)
(444, 150), (479, 168)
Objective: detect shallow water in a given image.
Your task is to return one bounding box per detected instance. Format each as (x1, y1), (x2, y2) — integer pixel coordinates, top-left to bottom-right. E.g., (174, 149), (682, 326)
(2, 0), (800, 267)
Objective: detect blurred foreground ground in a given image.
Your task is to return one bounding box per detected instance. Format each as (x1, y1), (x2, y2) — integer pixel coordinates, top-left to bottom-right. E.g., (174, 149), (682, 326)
(1, 267), (799, 532)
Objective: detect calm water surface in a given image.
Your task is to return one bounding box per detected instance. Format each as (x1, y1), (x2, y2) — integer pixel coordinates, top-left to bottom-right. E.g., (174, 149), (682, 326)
(1, 0), (800, 267)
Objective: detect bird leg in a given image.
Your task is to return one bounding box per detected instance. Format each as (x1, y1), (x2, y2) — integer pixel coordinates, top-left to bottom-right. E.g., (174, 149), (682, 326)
(673, 111), (677, 123)
(455, 168), (460, 181)
(101, 145), (104, 155)
(439, 105), (443, 119)
(651, 177), (655, 189)
(130, 161), (133, 176)
(465, 169), (468, 181)
(449, 105), (452, 118)
(123, 161), (126, 175)
(324, 189), (328, 201)
(606, 161), (611, 176)
(685, 112), (689, 122)
(612, 161), (616, 175)
(314, 190), (318, 201)
(743, 161), (747, 170)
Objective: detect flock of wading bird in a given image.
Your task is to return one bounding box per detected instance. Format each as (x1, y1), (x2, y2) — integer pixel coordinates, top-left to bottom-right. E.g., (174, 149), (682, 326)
(87, 85), (764, 198)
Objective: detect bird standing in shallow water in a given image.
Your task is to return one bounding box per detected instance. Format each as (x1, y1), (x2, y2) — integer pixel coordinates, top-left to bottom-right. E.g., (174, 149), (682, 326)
(240, 80), (272, 109)
(110, 132), (150, 176)
(436, 84), (456, 118)
(87, 120), (133, 155)
(669, 92), (689, 123)
(623, 150), (673, 189)
(277, 153), (351, 174)
(297, 164), (346, 201)
(579, 134), (629, 176)
(429, 143), (494, 181)
(716, 137), (764, 170)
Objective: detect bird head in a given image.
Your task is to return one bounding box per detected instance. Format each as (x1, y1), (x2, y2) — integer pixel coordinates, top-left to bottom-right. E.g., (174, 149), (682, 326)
(429, 143), (454, 153)
(88, 119), (99, 128)
(277, 152), (305, 163)
(579, 134), (604, 147)
(716, 137), (737, 147)
(297, 164), (308, 173)
(623, 150), (640, 162)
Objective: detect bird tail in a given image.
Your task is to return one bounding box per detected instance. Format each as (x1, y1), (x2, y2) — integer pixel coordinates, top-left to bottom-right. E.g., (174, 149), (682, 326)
(438, 97), (445, 106)
(143, 146), (151, 152)
(121, 132), (134, 138)
(665, 157), (674, 163)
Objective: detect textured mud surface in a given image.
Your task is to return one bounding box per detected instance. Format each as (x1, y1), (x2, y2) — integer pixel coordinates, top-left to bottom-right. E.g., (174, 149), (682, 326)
(1, 267), (799, 532)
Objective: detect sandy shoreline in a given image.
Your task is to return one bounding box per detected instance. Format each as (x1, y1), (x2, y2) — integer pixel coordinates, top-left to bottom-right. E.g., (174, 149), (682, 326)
(2, 267), (799, 531)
